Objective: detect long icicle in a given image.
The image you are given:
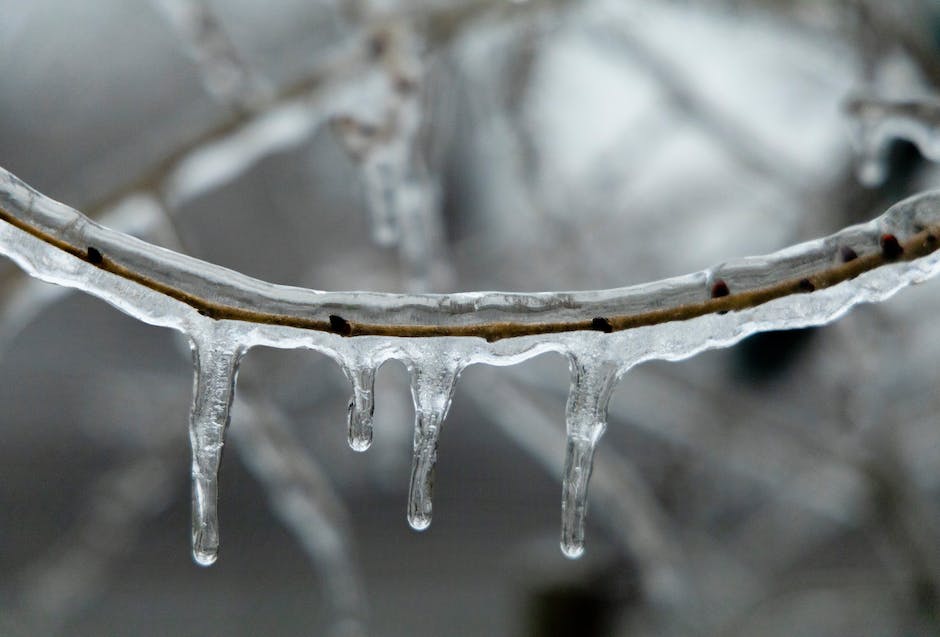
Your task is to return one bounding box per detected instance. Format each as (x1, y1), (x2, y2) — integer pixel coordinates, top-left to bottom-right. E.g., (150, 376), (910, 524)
(188, 331), (244, 566)
(406, 360), (460, 531)
(561, 354), (619, 559)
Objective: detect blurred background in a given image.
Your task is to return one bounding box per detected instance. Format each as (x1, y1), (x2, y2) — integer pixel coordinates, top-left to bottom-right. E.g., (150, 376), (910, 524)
(3, 0), (940, 635)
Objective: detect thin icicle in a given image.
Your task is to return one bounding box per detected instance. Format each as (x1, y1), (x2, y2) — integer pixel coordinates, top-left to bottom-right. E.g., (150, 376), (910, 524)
(331, 114), (404, 246)
(188, 331), (244, 566)
(329, 24), (452, 290)
(561, 354), (620, 559)
(845, 96), (940, 186)
(344, 361), (377, 452)
(466, 374), (685, 601)
(406, 360), (461, 531)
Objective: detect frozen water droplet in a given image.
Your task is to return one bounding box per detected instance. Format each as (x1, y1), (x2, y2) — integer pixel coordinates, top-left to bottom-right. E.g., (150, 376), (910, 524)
(193, 547), (218, 567)
(345, 364), (376, 452)
(560, 356), (619, 559)
(406, 361), (460, 531)
(407, 438), (435, 531)
(188, 335), (243, 566)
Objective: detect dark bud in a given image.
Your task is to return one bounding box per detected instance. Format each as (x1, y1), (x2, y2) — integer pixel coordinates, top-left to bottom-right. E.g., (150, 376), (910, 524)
(356, 122), (379, 139)
(368, 33), (389, 59)
(840, 246), (858, 263)
(394, 76), (418, 95)
(711, 280), (730, 298)
(86, 246), (103, 264)
(591, 317), (613, 333)
(880, 233), (903, 260)
(798, 278), (815, 292)
(329, 314), (352, 336)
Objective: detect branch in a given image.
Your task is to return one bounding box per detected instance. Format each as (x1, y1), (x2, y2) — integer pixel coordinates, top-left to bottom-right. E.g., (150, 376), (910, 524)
(2, 167), (939, 342)
(3, 164), (940, 561)
(845, 96), (940, 186)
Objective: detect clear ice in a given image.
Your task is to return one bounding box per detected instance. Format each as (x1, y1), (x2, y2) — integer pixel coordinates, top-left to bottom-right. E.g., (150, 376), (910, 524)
(561, 355), (619, 558)
(344, 360), (377, 452)
(188, 331), (243, 565)
(406, 360), (461, 530)
(2, 164), (940, 559)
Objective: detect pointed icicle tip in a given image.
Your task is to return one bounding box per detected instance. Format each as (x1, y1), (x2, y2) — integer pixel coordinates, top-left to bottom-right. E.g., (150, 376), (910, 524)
(560, 356), (619, 559)
(406, 361), (461, 532)
(188, 337), (242, 566)
(345, 363), (376, 452)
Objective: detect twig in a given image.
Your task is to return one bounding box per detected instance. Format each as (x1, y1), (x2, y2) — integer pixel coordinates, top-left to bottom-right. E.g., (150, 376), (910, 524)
(2, 167), (939, 345)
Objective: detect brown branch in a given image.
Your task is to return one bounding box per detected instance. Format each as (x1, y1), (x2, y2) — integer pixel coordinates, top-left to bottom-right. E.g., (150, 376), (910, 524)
(1, 199), (937, 343)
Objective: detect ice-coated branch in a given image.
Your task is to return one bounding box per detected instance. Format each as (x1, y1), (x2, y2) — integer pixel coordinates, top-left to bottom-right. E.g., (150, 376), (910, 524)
(3, 164), (940, 559)
(3, 166), (939, 342)
(84, 0), (556, 219)
(845, 96), (940, 186)
(84, 35), (370, 216)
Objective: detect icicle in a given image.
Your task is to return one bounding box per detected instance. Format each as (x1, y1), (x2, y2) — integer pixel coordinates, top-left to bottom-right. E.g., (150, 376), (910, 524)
(344, 362), (376, 452)
(561, 355), (619, 559)
(331, 115), (404, 247)
(845, 97), (940, 187)
(188, 334), (244, 566)
(329, 24), (451, 290)
(362, 159), (404, 247)
(406, 361), (460, 531)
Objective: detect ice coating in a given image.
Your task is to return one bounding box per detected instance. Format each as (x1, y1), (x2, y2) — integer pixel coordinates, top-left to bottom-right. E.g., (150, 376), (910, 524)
(406, 360), (461, 530)
(845, 97), (940, 186)
(188, 330), (244, 565)
(343, 359), (377, 452)
(561, 354), (619, 558)
(3, 165), (940, 557)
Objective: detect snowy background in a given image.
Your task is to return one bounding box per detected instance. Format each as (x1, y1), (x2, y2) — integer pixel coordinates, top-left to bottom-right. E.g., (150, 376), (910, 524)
(3, 1), (940, 635)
